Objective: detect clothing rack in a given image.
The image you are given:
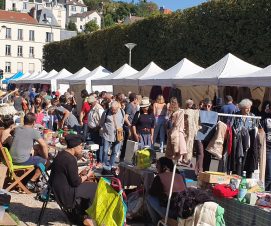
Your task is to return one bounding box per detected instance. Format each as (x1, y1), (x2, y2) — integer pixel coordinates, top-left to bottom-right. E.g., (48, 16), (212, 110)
(217, 113), (261, 119)
(159, 112), (262, 226)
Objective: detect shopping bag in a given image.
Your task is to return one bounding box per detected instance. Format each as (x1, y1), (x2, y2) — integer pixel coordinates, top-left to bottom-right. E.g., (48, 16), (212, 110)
(86, 177), (127, 226)
(134, 148), (152, 169)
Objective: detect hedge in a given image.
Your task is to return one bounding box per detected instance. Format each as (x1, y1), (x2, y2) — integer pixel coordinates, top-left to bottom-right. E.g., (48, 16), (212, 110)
(43, 0), (271, 73)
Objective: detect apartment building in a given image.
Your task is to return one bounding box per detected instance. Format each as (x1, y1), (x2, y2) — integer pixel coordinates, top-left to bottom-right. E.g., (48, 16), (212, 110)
(0, 10), (61, 78)
(69, 10), (101, 32)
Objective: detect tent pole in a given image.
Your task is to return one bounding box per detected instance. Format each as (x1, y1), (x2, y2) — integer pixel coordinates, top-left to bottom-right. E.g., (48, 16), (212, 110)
(158, 161), (177, 226)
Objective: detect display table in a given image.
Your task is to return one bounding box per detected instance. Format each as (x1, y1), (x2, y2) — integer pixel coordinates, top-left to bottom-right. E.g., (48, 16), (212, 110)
(214, 197), (271, 226)
(118, 162), (155, 191)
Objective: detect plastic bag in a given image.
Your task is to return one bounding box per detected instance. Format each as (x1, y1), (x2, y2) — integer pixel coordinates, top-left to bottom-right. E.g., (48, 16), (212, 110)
(127, 190), (144, 219)
(86, 177), (127, 226)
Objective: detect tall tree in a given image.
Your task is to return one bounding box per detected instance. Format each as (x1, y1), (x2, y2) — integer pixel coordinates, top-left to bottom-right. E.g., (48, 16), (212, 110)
(84, 20), (99, 33)
(67, 21), (78, 31)
(104, 14), (115, 27)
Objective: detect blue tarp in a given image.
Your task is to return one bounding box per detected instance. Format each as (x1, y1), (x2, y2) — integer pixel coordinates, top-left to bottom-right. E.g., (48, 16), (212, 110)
(2, 72), (24, 84)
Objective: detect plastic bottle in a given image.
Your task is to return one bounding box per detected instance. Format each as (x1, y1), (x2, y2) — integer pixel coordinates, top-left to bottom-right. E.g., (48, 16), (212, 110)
(238, 171), (248, 203)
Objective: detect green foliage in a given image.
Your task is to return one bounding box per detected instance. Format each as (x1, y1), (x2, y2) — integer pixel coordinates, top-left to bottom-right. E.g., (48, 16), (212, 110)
(84, 20), (99, 33)
(0, 0), (4, 10)
(44, 0), (271, 73)
(135, 1), (159, 17)
(104, 14), (115, 28)
(67, 21), (78, 31)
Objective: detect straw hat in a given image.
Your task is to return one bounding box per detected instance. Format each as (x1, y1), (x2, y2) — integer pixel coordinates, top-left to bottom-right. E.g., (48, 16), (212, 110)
(140, 97), (151, 108)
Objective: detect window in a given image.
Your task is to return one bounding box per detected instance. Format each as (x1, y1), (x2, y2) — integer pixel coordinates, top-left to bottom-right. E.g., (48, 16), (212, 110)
(12, 3), (16, 10)
(80, 18), (83, 22)
(29, 63), (34, 73)
(18, 46), (23, 57)
(5, 62), (11, 73)
(71, 6), (76, 11)
(80, 25), (83, 30)
(29, 30), (35, 41)
(45, 32), (53, 42)
(5, 45), (11, 56)
(29, 47), (34, 58)
(23, 3), (27, 10)
(18, 29), (23, 40)
(6, 28), (11, 39)
(81, 7), (84, 13)
(17, 62), (23, 72)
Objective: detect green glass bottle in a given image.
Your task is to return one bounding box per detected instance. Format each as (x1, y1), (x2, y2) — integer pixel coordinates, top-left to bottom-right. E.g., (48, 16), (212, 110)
(238, 171), (247, 203)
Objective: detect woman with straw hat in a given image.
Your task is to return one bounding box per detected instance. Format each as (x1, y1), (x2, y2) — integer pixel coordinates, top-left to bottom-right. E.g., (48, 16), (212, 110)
(132, 97), (155, 149)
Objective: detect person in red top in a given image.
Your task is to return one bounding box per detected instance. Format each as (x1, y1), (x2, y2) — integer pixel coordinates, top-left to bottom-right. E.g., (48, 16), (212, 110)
(79, 91), (91, 142)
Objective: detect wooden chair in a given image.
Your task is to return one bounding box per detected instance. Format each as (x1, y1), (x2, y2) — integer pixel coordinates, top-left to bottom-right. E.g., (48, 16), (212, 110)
(1, 147), (35, 193)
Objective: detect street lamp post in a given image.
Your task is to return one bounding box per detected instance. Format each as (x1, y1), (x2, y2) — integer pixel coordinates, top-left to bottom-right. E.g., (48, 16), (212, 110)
(42, 15), (53, 42)
(125, 43), (137, 66)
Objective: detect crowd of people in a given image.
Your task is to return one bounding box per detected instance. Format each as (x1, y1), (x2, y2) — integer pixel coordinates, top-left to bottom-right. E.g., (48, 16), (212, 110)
(0, 87), (271, 225)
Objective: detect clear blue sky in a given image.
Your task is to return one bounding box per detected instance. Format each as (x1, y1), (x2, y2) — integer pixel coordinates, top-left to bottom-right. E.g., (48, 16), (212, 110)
(120, 0), (208, 11)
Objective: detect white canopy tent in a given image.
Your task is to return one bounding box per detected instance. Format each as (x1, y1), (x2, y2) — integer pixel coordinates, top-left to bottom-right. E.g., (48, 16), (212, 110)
(70, 66), (111, 92)
(177, 53), (261, 86)
(113, 62), (164, 86)
(57, 67), (91, 84)
(92, 64), (138, 86)
(139, 58), (204, 86)
(219, 65), (270, 87)
(21, 70), (48, 83)
(38, 68), (72, 92)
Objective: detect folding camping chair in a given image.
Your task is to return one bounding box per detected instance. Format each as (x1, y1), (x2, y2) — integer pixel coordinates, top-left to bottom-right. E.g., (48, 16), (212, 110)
(1, 147), (35, 194)
(37, 163), (83, 226)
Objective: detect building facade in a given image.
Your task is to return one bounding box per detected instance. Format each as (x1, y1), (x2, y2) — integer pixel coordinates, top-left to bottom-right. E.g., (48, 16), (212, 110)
(0, 10), (61, 78)
(68, 11), (101, 32)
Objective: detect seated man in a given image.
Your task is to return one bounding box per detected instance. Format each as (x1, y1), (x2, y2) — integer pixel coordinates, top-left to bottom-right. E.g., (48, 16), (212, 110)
(146, 157), (186, 225)
(9, 112), (49, 190)
(49, 134), (97, 225)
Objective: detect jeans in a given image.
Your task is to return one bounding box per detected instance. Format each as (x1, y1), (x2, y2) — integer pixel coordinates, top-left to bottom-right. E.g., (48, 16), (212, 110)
(146, 195), (174, 225)
(120, 125), (130, 160)
(266, 150), (271, 191)
(101, 139), (121, 167)
(153, 116), (166, 150)
(81, 123), (90, 142)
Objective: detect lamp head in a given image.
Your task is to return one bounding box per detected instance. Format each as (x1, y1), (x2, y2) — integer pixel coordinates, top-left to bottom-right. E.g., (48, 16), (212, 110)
(125, 43), (137, 50)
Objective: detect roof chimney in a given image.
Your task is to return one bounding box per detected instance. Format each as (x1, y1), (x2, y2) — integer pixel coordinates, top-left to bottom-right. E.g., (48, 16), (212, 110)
(29, 7), (37, 19)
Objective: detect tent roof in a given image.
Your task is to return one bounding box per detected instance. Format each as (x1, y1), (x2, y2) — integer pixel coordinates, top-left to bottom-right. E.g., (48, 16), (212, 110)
(19, 71), (39, 84)
(11, 72), (30, 84)
(178, 53), (261, 86)
(57, 67), (91, 84)
(22, 70), (48, 83)
(38, 68), (72, 84)
(114, 62), (164, 85)
(219, 64), (268, 87)
(139, 58), (204, 86)
(92, 64), (138, 85)
(70, 66), (111, 84)
(2, 72), (24, 84)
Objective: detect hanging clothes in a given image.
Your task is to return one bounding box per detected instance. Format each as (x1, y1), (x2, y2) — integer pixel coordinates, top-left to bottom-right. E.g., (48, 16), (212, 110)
(169, 88), (182, 105)
(206, 121), (227, 159)
(244, 128), (259, 178)
(165, 109), (187, 160)
(149, 86), (162, 101)
(184, 109), (200, 162)
(162, 87), (171, 103)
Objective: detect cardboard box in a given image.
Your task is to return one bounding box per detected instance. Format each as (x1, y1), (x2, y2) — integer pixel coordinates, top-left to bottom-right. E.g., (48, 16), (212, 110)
(198, 171), (231, 184)
(0, 164), (8, 189)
